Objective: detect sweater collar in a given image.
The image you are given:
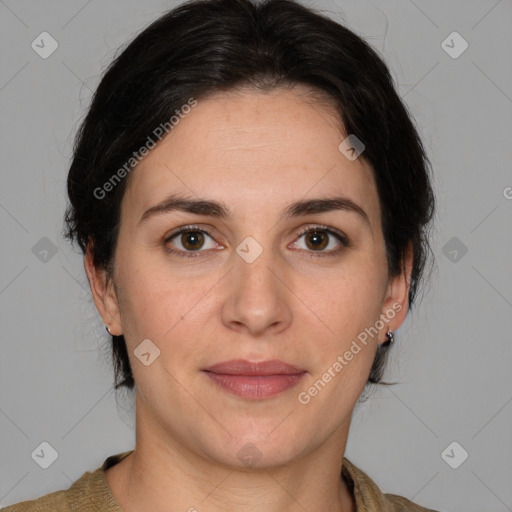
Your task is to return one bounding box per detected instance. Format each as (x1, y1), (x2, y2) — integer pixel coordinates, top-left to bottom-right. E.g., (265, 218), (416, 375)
(93, 450), (393, 512)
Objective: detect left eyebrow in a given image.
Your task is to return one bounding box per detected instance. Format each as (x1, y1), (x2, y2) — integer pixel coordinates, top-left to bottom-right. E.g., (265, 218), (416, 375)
(138, 193), (370, 228)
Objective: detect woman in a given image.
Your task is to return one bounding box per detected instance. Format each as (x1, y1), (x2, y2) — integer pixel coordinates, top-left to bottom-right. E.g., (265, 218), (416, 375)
(3, 0), (439, 510)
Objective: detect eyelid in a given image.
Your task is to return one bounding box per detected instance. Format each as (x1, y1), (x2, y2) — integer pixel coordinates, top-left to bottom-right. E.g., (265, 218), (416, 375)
(164, 224), (221, 255)
(293, 224), (349, 247)
(290, 224), (348, 258)
(165, 224), (215, 241)
(164, 223), (349, 258)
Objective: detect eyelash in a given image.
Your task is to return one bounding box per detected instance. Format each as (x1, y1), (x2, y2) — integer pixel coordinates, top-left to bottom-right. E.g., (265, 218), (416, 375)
(164, 224), (349, 259)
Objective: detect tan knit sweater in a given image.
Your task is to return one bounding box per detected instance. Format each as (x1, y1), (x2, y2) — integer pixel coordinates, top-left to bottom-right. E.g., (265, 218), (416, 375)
(2, 451), (441, 511)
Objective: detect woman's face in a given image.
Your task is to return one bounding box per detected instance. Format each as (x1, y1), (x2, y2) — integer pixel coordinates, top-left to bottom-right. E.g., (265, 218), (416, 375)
(88, 85), (410, 468)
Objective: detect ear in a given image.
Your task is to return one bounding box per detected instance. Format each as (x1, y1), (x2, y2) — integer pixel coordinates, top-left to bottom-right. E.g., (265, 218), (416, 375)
(378, 240), (413, 345)
(84, 243), (123, 336)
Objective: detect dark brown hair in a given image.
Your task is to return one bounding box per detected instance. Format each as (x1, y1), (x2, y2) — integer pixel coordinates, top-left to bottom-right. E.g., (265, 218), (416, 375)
(64, 0), (435, 391)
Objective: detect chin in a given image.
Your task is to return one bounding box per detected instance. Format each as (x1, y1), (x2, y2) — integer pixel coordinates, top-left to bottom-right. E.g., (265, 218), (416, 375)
(199, 424), (306, 470)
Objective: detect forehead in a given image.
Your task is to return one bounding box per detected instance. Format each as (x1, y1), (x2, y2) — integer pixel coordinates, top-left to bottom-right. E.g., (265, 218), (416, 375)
(122, 85), (380, 229)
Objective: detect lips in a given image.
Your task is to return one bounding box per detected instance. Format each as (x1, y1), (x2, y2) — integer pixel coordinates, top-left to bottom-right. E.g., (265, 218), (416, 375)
(203, 359), (305, 376)
(202, 359), (307, 400)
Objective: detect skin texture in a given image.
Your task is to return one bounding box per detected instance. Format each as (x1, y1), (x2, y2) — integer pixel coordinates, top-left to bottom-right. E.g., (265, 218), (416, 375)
(85, 84), (412, 512)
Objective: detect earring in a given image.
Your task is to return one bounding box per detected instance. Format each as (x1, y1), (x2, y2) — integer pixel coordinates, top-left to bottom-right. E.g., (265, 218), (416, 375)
(383, 330), (394, 346)
(105, 325), (111, 334)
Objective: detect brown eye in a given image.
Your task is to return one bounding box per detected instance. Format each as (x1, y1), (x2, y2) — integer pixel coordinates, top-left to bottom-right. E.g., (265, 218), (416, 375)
(165, 226), (219, 257)
(292, 225), (348, 257)
(304, 230), (329, 251)
(180, 231), (205, 250)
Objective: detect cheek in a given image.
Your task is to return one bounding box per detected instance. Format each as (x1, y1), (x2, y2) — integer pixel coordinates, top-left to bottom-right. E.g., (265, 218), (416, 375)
(302, 263), (385, 333)
(294, 263), (386, 386)
(114, 253), (175, 338)
(115, 252), (214, 359)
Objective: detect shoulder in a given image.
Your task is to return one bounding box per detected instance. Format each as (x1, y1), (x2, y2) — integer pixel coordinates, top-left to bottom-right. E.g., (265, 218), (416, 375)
(0, 468), (102, 512)
(342, 457), (442, 512)
(1, 451), (132, 512)
(1, 487), (75, 512)
(384, 493), (442, 512)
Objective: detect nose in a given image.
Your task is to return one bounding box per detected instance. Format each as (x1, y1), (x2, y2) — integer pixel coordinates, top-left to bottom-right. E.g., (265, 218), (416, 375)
(220, 239), (293, 337)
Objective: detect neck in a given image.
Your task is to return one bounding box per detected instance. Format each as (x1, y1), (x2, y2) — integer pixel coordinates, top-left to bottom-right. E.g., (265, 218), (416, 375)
(105, 395), (356, 512)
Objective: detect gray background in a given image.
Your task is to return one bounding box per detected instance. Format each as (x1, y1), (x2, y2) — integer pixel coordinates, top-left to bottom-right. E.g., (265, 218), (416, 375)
(1, 0), (511, 510)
